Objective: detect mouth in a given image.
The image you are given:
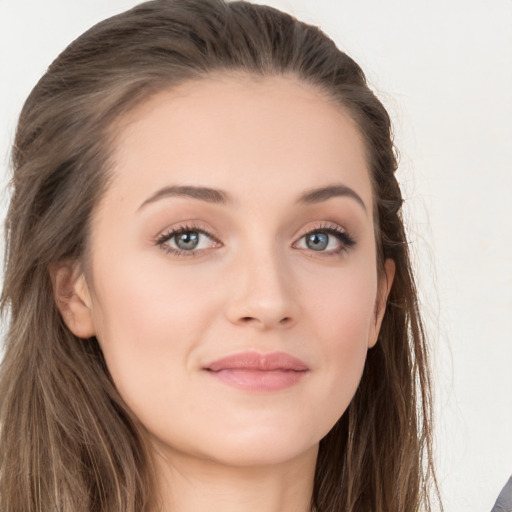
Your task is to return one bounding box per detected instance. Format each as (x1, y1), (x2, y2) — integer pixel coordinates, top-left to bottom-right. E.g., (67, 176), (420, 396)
(204, 351), (309, 392)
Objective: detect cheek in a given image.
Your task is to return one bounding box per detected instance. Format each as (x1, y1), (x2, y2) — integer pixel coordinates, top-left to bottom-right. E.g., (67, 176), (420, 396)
(88, 252), (221, 407)
(85, 238), (380, 463)
(304, 256), (377, 346)
(303, 263), (377, 425)
(92, 246), (219, 336)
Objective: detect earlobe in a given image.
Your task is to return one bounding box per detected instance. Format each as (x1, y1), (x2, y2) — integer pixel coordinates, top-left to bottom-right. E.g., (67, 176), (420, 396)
(368, 258), (396, 348)
(50, 261), (96, 338)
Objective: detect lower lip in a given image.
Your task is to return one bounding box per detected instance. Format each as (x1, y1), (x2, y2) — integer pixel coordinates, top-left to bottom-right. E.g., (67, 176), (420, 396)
(206, 369), (308, 392)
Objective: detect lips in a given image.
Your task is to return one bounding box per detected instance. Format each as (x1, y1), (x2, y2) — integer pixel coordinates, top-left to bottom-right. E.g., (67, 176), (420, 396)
(204, 351), (309, 392)
(206, 351), (309, 372)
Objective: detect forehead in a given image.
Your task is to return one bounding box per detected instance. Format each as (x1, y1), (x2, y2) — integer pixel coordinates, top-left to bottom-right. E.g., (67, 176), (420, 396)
(106, 74), (373, 213)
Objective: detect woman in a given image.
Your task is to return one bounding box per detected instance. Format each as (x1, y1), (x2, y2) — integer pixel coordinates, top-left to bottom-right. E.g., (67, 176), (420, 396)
(0, 0), (439, 511)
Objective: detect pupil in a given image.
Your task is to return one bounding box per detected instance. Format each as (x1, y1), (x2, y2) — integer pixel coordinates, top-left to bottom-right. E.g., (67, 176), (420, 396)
(306, 232), (328, 251)
(176, 231), (199, 250)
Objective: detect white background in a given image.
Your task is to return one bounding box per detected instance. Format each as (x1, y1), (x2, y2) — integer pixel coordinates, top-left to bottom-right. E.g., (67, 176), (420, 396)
(1, 1), (511, 511)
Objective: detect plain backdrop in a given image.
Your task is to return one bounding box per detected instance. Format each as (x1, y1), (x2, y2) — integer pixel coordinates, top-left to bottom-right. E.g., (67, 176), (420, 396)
(1, 1), (511, 511)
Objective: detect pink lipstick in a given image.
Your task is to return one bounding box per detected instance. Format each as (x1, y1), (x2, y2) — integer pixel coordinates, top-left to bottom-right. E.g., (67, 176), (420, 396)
(204, 351), (309, 392)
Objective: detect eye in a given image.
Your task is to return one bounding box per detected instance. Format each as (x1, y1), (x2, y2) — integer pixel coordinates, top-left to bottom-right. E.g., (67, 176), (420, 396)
(294, 225), (356, 255)
(304, 232), (331, 251)
(156, 225), (221, 256)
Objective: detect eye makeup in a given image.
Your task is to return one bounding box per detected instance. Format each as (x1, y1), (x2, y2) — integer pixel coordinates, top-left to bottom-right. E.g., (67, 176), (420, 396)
(155, 222), (222, 257)
(154, 220), (356, 259)
(294, 224), (356, 255)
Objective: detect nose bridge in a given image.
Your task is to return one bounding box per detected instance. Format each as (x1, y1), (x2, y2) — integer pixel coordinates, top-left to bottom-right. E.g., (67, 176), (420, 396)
(225, 236), (298, 328)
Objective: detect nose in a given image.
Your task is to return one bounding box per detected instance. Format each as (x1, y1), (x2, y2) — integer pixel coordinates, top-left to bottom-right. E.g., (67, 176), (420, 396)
(224, 248), (299, 330)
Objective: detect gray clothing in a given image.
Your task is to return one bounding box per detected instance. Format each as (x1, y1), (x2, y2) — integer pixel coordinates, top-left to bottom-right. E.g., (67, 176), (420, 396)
(491, 475), (512, 512)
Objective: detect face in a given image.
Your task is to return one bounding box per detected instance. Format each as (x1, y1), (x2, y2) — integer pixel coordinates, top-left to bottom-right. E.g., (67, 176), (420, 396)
(61, 75), (393, 469)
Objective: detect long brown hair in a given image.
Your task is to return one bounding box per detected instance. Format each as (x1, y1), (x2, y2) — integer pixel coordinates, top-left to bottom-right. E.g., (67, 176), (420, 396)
(1, 1), (440, 511)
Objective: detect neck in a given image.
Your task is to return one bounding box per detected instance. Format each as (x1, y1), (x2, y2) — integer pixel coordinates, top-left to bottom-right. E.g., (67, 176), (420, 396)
(151, 444), (318, 512)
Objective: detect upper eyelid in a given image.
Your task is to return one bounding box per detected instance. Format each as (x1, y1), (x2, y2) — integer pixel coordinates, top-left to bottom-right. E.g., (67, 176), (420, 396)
(155, 225), (220, 257)
(155, 222), (218, 242)
(292, 223), (357, 250)
(293, 222), (350, 239)
(153, 221), (355, 247)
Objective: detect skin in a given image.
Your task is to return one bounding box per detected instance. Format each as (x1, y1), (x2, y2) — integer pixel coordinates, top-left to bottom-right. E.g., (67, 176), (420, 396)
(54, 75), (394, 512)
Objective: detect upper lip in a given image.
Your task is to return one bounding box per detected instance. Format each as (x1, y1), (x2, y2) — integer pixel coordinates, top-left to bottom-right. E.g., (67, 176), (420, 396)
(205, 351), (309, 372)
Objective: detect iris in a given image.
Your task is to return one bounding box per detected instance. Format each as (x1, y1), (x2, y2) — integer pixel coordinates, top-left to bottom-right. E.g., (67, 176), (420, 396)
(305, 232), (329, 251)
(175, 231), (200, 250)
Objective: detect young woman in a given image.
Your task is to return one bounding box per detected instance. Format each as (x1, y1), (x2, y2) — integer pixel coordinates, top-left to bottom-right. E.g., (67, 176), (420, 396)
(0, 1), (439, 511)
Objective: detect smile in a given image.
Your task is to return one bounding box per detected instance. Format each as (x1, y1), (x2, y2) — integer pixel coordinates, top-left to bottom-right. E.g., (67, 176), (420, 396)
(204, 351), (309, 392)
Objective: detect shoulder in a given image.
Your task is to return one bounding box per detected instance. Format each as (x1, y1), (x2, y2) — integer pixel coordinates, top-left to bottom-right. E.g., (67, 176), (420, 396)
(491, 475), (512, 512)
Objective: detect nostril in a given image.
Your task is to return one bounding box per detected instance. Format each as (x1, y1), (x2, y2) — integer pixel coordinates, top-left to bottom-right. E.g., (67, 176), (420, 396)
(238, 315), (293, 326)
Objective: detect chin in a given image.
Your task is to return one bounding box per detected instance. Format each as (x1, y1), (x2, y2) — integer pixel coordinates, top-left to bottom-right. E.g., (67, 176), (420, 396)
(188, 421), (322, 468)
(209, 439), (319, 468)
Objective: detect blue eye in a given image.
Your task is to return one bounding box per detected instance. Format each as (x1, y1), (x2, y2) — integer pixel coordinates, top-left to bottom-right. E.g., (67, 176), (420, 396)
(174, 231), (200, 250)
(156, 226), (219, 255)
(305, 232), (329, 251)
(296, 226), (355, 254)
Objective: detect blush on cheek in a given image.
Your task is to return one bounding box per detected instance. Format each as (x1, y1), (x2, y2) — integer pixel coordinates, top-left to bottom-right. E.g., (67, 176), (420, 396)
(310, 286), (376, 426)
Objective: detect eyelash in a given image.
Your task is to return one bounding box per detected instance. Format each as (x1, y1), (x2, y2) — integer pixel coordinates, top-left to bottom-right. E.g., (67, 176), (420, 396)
(155, 223), (356, 257)
(155, 223), (222, 257)
(296, 224), (356, 256)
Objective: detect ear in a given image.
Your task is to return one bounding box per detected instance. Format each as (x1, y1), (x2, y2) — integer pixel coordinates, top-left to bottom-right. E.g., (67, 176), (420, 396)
(368, 258), (396, 348)
(50, 261), (96, 338)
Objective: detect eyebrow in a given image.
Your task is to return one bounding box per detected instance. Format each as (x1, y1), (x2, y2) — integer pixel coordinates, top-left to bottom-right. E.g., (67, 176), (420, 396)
(138, 183), (366, 212)
(298, 184), (367, 212)
(138, 185), (230, 210)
